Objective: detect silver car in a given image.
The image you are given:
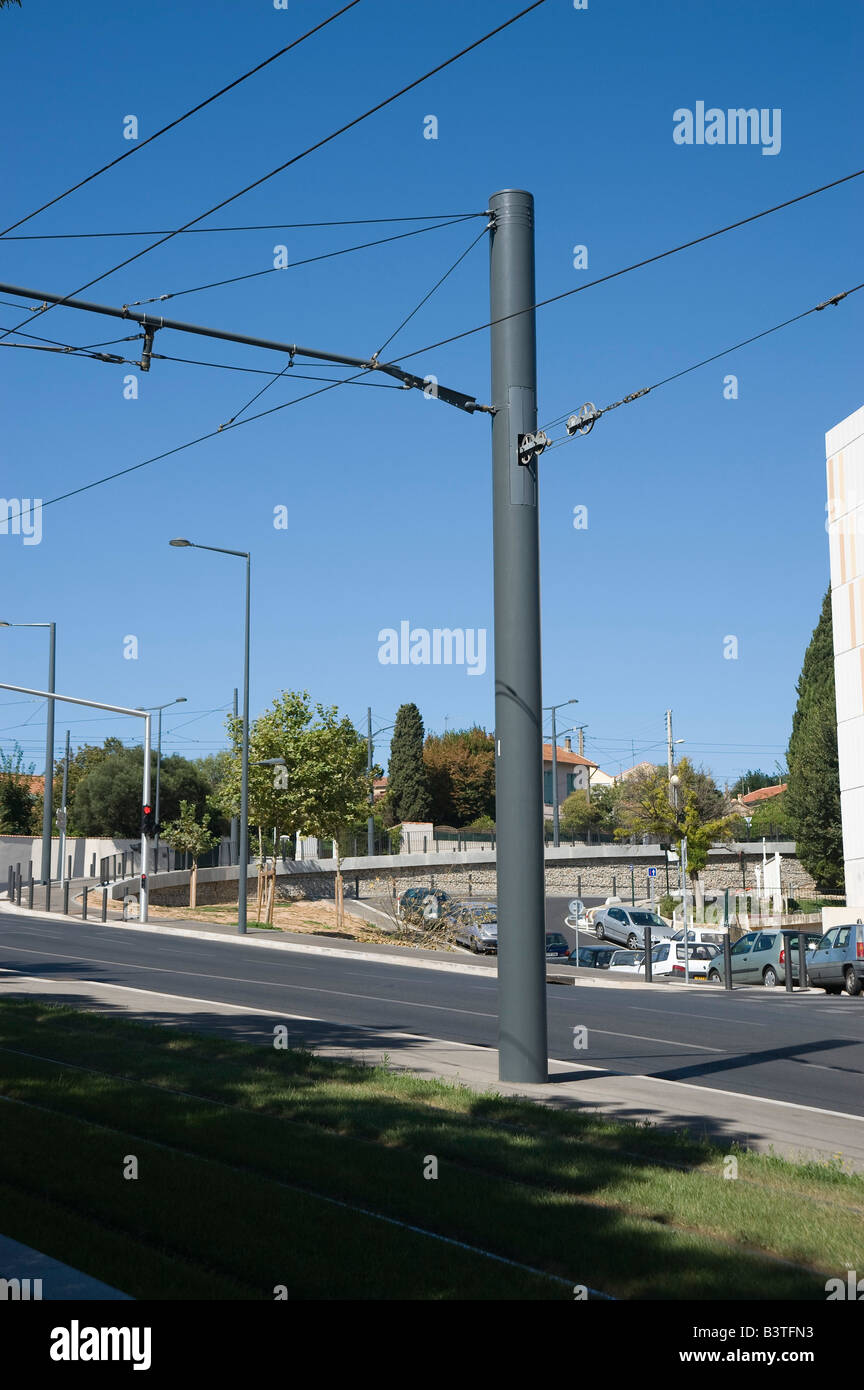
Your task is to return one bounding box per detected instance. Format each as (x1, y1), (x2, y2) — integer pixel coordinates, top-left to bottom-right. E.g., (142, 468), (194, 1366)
(447, 901), (498, 954)
(594, 905), (673, 950)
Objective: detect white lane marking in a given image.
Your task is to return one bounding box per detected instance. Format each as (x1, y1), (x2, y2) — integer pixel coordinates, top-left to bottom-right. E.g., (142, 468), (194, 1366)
(627, 1006), (768, 1028)
(0, 968), (490, 1048)
(0, 947), (496, 1019)
(585, 1028), (724, 1053)
(5, 967), (864, 1126)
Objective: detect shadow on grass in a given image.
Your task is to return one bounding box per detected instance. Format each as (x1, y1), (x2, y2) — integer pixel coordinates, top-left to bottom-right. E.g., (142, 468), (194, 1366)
(0, 995), (854, 1301)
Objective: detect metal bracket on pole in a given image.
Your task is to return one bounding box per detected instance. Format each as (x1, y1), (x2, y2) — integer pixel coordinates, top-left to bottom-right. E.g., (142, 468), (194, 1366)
(140, 324), (158, 372)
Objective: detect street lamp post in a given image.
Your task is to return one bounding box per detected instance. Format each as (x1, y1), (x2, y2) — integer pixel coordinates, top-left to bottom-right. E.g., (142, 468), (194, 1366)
(137, 698), (187, 871)
(543, 699), (578, 849)
(171, 540), (250, 934)
(0, 620), (56, 882)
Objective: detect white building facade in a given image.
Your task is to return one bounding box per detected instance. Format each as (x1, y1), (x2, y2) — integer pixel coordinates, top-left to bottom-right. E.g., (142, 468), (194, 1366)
(826, 403), (864, 904)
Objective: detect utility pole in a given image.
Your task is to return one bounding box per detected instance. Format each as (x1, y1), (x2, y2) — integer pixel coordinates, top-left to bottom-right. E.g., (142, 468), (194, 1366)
(490, 188), (547, 1085)
(367, 707), (375, 858)
(58, 729), (69, 885)
(230, 687), (239, 865)
(666, 709), (674, 780)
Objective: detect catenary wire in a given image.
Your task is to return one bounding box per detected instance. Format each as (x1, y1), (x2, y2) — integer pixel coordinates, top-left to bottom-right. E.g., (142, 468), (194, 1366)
(543, 283), (864, 448)
(0, 0), (548, 346)
(124, 215), (483, 307)
(373, 221), (491, 359)
(0, 1), (365, 237)
(0, 214), (489, 241)
(391, 168), (864, 367)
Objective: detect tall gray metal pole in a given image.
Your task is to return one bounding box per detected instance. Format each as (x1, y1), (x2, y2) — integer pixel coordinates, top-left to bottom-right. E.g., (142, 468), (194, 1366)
(230, 687), (239, 865)
(550, 708), (559, 849)
(239, 553), (250, 934)
(489, 188), (547, 1084)
(40, 622), (56, 883)
(58, 729), (70, 884)
(367, 707), (375, 858)
(154, 706), (163, 866)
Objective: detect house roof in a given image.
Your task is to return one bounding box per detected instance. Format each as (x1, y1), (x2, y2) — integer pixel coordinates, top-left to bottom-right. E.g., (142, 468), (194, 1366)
(740, 783), (787, 806)
(541, 744), (597, 768)
(616, 761), (656, 780)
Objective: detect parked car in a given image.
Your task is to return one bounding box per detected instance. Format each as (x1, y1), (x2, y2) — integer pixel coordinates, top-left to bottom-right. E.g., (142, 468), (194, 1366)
(607, 948), (645, 975)
(707, 929), (823, 988)
(396, 887), (453, 924)
(671, 927), (728, 950)
(446, 901), (498, 954)
(594, 905), (674, 949)
(806, 923), (864, 995)
(638, 940), (719, 981)
(545, 931), (571, 958)
(567, 943), (616, 969)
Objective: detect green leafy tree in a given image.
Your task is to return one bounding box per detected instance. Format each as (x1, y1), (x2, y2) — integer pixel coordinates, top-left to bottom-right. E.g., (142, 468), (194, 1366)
(160, 800), (219, 908)
(748, 792), (794, 839)
(220, 691), (372, 923)
(612, 758), (733, 915)
(386, 703), (431, 825)
(0, 743), (38, 834)
(786, 589), (843, 892)
(560, 784), (616, 837)
(72, 745), (212, 837)
(423, 727), (495, 827)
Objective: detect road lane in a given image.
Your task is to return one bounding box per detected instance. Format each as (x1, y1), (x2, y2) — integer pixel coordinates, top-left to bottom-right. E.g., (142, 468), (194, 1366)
(1, 909), (863, 1118)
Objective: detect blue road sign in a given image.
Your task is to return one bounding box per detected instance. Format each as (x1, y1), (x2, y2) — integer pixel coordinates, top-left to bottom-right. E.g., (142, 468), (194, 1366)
(648, 867), (657, 877)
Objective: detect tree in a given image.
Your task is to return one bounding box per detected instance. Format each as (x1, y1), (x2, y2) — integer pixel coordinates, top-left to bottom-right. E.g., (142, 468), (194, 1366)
(560, 784), (615, 838)
(612, 758), (733, 915)
(786, 589), (843, 892)
(52, 737), (125, 836)
(160, 801), (218, 909)
(423, 727), (495, 827)
(219, 691), (372, 925)
(72, 745), (212, 837)
(0, 743), (38, 834)
(301, 712), (371, 928)
(386, 704), (431, 824)
(748, 792), (794, 839)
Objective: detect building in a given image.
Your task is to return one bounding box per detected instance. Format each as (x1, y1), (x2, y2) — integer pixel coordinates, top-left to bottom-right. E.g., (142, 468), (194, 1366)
(541, 738), (613, 820)
(826, 402), (864, 904)
(738, 783), (787, 809)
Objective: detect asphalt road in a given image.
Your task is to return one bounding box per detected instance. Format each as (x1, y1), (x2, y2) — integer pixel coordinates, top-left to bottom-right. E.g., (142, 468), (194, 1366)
(1, 907), (864, 1120)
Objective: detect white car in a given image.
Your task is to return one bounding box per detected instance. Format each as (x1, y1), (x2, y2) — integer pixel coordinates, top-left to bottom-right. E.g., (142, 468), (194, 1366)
(670, 927), (728, 950)
(607, 948), (645, 975)
(638, 940), (720, 980)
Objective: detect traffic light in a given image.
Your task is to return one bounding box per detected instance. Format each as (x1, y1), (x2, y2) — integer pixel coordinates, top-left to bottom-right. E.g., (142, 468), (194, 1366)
(141, 804), (156, 836)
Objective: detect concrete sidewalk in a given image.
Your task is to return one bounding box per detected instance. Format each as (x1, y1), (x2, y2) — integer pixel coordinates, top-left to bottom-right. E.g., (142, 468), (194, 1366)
(2, 966), (862, 1172)
(0, 1234), (132, 1300)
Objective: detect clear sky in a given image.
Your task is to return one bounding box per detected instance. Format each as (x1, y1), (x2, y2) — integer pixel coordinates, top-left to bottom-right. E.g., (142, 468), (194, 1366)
(0, 0), (861, 788)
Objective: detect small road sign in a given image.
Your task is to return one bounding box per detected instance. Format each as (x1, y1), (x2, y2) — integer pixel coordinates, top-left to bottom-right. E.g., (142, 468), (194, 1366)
(648, 867), (657, 877)
(55, 811), (67, 831)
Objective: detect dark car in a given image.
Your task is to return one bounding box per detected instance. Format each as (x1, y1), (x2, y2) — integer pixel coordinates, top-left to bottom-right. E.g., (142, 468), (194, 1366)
(807, 923), (864, 995)
(545, 932), (571, 958)
(396, 888), (453, 925)
(568, 943), (616, 969)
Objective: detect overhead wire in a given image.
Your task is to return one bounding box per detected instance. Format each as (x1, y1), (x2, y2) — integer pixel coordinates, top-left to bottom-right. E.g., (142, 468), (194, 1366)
(0, 213), (490, 241)
(391, 168), (864, 366)
(542, 282), (864, 448)
(373, 221), (491, 359)
(123, 215), (483, 307)
(0, 0), (549, 346)
(0, 0), (365, 237)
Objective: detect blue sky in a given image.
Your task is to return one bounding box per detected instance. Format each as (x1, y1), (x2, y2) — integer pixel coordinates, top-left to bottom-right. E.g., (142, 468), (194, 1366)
(0, 0), (861, 788)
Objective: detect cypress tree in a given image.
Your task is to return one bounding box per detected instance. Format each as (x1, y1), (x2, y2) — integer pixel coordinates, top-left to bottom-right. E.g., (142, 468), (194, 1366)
(386, 703), (432, 823)
(786, 589), (844, 892)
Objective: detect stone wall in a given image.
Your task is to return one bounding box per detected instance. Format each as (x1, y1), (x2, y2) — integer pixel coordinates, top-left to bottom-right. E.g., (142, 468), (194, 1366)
(142, 844), (814, 908)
